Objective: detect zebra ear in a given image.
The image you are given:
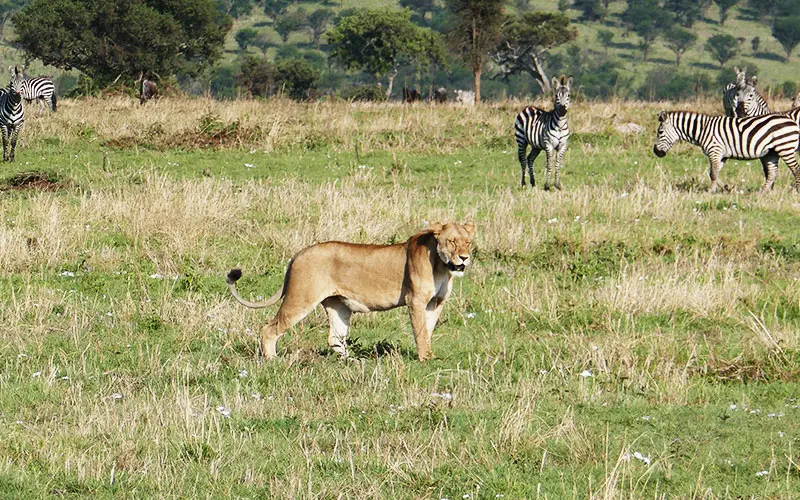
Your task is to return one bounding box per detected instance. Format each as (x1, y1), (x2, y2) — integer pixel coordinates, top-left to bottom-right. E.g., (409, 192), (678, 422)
(565, 76), (573, 89)
(658, 111), (667, 122)
(749, 75), (758, 87)
(551, 76), (559, 89)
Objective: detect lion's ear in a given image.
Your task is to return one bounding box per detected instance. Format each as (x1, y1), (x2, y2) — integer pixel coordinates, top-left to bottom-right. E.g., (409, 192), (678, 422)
(463, 222), (476, 238)
(428, 221), (443, 234)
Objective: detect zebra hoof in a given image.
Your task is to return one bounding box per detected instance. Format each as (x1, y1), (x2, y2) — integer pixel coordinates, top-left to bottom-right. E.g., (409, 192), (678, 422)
(544, 184), (551, 192)
(554, 183), (562, 191)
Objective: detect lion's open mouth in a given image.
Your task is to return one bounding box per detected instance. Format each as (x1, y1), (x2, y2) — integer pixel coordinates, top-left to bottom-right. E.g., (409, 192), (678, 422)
(447, 262), (466, 273)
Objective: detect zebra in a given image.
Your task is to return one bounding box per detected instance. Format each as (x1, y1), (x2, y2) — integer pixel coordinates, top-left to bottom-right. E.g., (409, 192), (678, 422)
(722, 66), (747, 117)
(514, 75), (572, 190)
(0, 66), (24, 162)
(732, 76), (770, 117)
(20, 77), (56, 113)
(653, 110), (800, 192)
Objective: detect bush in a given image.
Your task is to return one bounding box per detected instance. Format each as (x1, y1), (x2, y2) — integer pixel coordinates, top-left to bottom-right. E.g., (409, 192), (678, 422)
(639, 67), (713, 100)
(781, 81), (798, 99)
(339, 84), (386, 101)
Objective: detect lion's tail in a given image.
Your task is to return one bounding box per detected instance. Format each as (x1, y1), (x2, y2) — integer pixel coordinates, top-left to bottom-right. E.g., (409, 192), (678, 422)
(226, 269), (284, 309)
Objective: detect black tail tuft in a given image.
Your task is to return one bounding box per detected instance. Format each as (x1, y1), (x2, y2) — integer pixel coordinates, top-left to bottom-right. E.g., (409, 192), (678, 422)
(51, 92), (57, 112)
(227, 268), (243, 284)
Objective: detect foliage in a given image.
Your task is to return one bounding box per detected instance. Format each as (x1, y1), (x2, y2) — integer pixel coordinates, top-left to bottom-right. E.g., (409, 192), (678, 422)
(338, 83), (386, 100)
(275, 9), (308, 44)
(751, 36), (760, 52)
(621, 0), (674, 61)
(713, 0), (739, 25)
(263, 0), (290, 19)
(216, 0), (252, 18)
(716, 61), (759, 88)
(639, 67), (713, 99)
(597, 30), (614, 53)
(492, 11), (577, 93)
(772, 16), (800, 61)
(663, 0), (703, 28)
(663, 26), (697, 66)
(328, 8), (434, 97)
(307, 8), (334, 46)
(0, 0), (26, 39)
(400, 0), (438, 26)
(705, 33), (739, 67)
(13, 0), (231, 86)
(573, 0), (607, 22)
(445, 0), (506, 103)
(237, 56), (318, 100)
(235, 28), (258, 52)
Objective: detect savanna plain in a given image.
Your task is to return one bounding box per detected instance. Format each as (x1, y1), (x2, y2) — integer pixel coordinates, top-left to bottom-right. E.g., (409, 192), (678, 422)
(2, 96), (800, 498)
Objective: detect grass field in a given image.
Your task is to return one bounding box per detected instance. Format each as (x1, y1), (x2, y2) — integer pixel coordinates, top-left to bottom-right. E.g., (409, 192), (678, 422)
(2, 96), (800, 498)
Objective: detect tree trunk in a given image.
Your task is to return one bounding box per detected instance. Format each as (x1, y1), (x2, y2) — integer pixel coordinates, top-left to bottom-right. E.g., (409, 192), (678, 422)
(676, 53), (681, 66)
(386, 66), (398, 99)
(531, 52), (550, 93)
(474, 67), (481, 104)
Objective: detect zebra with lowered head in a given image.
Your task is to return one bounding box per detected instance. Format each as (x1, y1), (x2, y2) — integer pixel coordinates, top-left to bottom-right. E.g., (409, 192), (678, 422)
(0, 66), (25, 163)
(653, 110), (800, 192)
(514, 75), (572, 190)
(21, 77), (56, 113)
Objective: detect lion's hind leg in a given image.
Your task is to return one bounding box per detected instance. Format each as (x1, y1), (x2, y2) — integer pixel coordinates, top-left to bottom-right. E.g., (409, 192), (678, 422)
(260, 284), (329, 359)
(322, 297), (352, 358)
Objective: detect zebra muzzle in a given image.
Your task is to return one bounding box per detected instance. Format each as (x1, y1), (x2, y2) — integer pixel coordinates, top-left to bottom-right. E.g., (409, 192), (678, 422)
(653, 145), (666, 158)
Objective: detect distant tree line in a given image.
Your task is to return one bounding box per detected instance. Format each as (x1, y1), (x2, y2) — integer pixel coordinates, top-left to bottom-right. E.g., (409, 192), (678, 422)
(9, 0), (800, 102)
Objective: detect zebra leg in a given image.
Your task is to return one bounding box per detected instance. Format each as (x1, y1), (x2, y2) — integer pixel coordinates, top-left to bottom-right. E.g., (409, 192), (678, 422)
(527, 148), (540, 187)
(543, 147), (555, 191)
(554, 145), (567, 191)
(517, 143), (528, 186)
(777, 149), (800, 192)
(707, 154), (724, 193)
(759, 153), (779, 192)
(1, 125), (9, 162)
(9, 124), (21, 163)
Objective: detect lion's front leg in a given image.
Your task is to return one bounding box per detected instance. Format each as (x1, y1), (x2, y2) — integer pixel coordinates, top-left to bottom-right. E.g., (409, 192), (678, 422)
(425, 297), (446, 352)
(409, 299), (433, 361)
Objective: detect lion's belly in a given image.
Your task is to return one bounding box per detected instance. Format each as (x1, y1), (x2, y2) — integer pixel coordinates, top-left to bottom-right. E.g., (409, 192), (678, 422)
(340, 295), (404, 313)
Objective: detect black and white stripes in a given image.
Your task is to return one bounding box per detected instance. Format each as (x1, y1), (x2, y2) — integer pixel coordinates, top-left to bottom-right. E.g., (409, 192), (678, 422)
(722, 67), (747, 118)
(21, 77), (56, 113)
(653, 110), (800, 192)
(0, 66), (25, 162)
(514, 75), (572, 190)
(733, 76), (770, 117)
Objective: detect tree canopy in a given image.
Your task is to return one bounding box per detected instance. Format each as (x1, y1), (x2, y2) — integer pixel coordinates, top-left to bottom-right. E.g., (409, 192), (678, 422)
(663, 26), (697, 66)
(705, 33), (739, 67)
(492, 11), (577, 93)
(773, 16), (800, 61)
(621, 0), (674, 61)
(13, 0), (231, 85)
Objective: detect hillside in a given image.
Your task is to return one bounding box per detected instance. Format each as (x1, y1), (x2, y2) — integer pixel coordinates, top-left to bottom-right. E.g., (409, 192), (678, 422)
(3, 0), (799, 100)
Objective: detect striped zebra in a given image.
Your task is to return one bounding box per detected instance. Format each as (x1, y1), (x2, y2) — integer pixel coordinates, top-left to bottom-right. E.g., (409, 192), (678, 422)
(0, 66), (25, 163)
(514, 75), (572, 190)
(722, 66), (747, 118)
(21, 77), (56, 113)
(653, 110), (800, 192)
(732, 76), (770, 117)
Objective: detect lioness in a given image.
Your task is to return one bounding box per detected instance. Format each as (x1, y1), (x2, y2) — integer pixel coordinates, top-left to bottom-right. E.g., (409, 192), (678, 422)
(227, 221), (476, 361)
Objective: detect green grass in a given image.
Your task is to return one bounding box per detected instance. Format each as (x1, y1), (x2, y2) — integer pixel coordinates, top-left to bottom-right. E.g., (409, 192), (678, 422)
(2, 99), (800, 497)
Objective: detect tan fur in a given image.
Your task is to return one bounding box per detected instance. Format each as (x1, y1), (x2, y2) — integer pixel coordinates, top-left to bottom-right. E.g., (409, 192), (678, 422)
(227, 222), (476, 361)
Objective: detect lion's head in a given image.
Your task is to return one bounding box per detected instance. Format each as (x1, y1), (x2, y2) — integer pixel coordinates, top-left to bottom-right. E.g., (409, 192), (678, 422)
(429, 222), (476, 277)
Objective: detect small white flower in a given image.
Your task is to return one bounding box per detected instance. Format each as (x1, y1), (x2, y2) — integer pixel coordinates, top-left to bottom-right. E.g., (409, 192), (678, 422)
(768, 413), (784, 418)
(32, 371), (41, 377)
(640, 415), (652, 421)
(110, 393), (123, 400)
(251, 393), (261, 400)
(633, 451), (651, 465)
(106, 312), (113, 317)
(244, 163), (256, 168)
(17, 353), (28, 360)
(149, 273), (164, 279)
(216, 406), (231, 418)
(778, 431), (786, 437)
(619, 192), (629, 198)
(61, 376), (69, 380)
(60, 271), (75, 277)
(547, 217), (558, 224)
(466, 312), (476, 319)
(15, 420), (23, 425)
(574, 215), (581, 221)
(239, 369), (248, 378)
(755, 470), (769, 477)
(634, 161), (638, 165)
(580, 370), (593, 378)
(539, 369), (548, 375)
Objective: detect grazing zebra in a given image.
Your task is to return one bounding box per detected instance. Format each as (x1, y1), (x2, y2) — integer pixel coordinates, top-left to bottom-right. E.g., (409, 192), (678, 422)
(0, 66), (25, 162)
(514, 75), (573, 190)
(722, 66), (747, 117)
(21, 77), (56, 113)
(653, 110), (800, 192)
(733, 76), (770, 117)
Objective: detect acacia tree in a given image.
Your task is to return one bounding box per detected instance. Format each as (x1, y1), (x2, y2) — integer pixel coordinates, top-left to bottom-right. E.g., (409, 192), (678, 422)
(307, 8), (333, 46)
(492, 11), (577, 93)
(328, 8), (430, 98)
(446, 0), (505, 104)
(663, 26), (696, 65)
(0, 0), (26, 40)
(622, 0), (674, 61)
(217, 0), (252, 18)
(275, 10), (307, 44)
(235, 28), (258, 51)
(713, 0), (738, 25)
(13, 0), (231, 85)
(705, 33), (739, 66)
(773, 16), (800, 61)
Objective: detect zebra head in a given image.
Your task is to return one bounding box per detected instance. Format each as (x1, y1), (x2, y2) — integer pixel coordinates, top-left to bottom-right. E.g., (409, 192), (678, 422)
(653, 111), (678, 158)
(551, 75), (573, 115)
(6, 66), (23, 96)
(734, 76), (759, 117)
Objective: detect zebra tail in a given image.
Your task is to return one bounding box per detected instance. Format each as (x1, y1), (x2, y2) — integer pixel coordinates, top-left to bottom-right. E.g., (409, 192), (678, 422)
(52, 92), (57, 112)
